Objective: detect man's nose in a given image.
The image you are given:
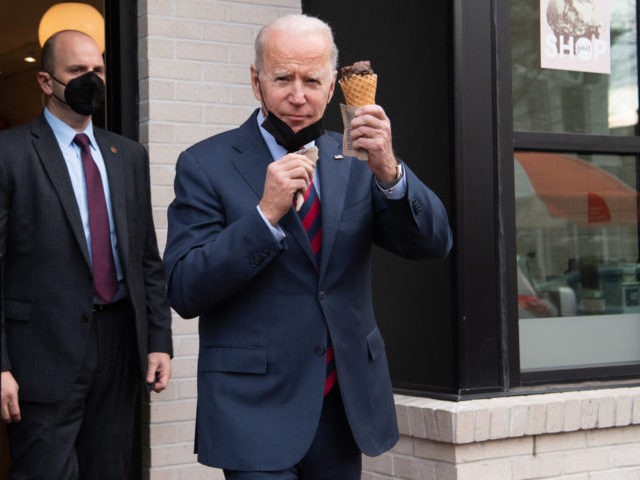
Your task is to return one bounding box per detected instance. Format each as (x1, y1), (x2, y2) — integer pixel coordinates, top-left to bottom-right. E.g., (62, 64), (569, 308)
(288, 81), (306, 104)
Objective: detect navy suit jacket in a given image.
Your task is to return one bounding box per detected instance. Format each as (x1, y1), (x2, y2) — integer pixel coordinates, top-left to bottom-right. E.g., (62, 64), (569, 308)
(164, 110), (452, 470)
(0, 114), (173, 403)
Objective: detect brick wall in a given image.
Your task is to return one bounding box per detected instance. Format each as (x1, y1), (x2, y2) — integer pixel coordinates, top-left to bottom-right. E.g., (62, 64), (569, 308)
(362, 389), (640, 480)
(138, 1), (301, 478)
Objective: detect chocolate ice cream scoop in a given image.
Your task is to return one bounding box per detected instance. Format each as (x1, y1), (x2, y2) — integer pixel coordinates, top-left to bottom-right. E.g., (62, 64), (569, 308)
(338, 60), (377, 107)
(340, 60), (374, 77)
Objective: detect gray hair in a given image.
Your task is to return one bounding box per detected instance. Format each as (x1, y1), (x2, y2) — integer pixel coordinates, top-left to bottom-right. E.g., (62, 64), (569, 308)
(254, 14), (339, 73)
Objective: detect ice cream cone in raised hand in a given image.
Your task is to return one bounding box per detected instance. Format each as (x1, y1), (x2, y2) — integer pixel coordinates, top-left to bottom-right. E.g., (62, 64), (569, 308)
(338, 60), (377, 106)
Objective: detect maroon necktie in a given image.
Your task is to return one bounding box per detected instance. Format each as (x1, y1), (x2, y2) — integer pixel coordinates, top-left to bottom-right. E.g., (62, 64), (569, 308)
(73, 134), (118, 304)
(297, 179), (336, 395)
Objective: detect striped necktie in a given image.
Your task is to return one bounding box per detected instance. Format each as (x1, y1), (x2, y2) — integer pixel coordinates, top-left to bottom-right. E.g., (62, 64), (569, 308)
(298, 179), (321, 265)
(297, 179), (336, 395)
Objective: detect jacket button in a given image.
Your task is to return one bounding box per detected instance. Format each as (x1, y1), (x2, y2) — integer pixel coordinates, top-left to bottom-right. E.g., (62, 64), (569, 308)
(318, 291), (326, 300)
(81, 314), (90, 323)
(315, 346), (326, 356)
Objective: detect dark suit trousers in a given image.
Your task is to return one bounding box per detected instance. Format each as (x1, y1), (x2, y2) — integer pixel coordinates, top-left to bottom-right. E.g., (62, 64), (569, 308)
(223, 387), (362, 480)
(7, 300), (139, 480)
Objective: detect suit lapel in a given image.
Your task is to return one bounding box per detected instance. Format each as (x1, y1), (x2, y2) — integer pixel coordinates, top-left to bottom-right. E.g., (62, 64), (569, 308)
(316, 134), (350, 274)
(96, 129), (129, 269)
(230, 113), (317, 267)
(32, 116), (91, 268)
(229, 114), (353, 271)
(230, 115), (274, 200)
(280, 206), (316, 267)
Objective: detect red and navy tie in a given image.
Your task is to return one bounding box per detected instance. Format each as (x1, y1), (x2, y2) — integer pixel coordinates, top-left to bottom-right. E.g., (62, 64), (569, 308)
(297, 178), (336, 395)
(298, 178), (322, 266)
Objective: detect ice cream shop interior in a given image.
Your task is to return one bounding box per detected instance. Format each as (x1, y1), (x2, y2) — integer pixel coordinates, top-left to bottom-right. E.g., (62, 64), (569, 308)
(1, 0), (640, 478)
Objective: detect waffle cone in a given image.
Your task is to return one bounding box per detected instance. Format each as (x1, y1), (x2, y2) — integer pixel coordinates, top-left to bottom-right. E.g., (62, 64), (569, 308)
(339, 74), (377, 107)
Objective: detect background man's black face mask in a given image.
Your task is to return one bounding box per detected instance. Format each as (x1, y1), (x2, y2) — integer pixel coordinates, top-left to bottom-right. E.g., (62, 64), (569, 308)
(50, 71), (105, 116)
(261, 112), (325, 153)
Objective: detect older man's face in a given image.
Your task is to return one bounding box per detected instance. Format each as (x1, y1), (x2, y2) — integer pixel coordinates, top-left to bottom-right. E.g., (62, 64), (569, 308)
(252, 29), (337, 133)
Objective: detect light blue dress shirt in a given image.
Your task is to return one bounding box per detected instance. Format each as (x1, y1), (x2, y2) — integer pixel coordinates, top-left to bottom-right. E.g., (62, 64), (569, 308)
(44, 107), (124, 287)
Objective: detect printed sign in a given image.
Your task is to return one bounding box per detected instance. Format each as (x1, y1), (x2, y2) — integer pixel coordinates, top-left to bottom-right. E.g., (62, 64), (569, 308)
(540, 0), (610, 74)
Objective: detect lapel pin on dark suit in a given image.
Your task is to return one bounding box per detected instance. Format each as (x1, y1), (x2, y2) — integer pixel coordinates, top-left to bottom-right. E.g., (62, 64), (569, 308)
(110, 146), (118, 154)
(333, 154), (343, 160)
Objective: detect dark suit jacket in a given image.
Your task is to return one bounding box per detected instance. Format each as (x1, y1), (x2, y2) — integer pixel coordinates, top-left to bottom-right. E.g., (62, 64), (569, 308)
(0, 114), (173, 403)
(163, 110), (452, 470)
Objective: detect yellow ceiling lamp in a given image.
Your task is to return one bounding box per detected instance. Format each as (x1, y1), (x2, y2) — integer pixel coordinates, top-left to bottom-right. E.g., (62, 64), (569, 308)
(38, 2), (105, 53)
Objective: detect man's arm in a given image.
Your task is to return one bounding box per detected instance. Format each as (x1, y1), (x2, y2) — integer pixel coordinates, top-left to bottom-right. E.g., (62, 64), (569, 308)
(164, 150), (291, 319)
(371, 164), (453, 260)
(350, 104), (452, 260)
(0, 158), (20, 423)
(138, 147), (173, 390)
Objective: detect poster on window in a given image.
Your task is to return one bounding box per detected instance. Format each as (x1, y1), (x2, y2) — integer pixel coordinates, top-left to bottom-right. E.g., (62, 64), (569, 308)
(540, 0), (610, 74)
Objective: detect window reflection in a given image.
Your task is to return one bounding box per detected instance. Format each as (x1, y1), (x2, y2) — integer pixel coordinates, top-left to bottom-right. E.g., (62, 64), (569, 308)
(511, 0), (638, 135)
(516, 151), (638, 316)
(516, 151), (640, 371)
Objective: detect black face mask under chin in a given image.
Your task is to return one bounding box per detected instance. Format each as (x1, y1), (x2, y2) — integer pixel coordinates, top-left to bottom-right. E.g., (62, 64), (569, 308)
(261, 112), (325, 153)
(49, 71), (105, 116)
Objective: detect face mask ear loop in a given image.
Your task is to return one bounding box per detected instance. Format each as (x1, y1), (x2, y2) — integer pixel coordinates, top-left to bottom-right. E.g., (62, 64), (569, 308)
(46, 71), (69, 107)
(256, 72), (273, 118)
(47, 72), (67, 87)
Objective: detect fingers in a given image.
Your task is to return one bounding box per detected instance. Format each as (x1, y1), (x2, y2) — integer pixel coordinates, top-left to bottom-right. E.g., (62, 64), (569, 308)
(350, 105), (391, 145)
(147, 353), (172, 393)
(266, 155), (316, 196)
(1, 371), (21, 423)
(1, 402), (9, 423)
(349, 105), (397, 176)
(146, 361), (157, 385)
(5, 400), (21, 423)
(275, 153), (317, 183)
(153, 368), (170, 393)
(260, 153), (318, 224)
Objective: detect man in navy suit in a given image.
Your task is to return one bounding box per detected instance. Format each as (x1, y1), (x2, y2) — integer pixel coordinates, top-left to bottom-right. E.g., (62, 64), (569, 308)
(164, 14), (452, 479)
(0, 30), (173, 479)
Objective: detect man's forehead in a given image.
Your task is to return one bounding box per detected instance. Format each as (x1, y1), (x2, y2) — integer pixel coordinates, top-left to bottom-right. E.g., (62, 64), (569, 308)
(263, 46), (331, 73)
(54, 33), (102, 55)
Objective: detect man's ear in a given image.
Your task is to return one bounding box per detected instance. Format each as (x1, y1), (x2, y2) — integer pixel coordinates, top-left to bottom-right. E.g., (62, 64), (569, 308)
(36, 71), (53, 96)
(327, 70), (338, 104)
(250, 65), (262, 103)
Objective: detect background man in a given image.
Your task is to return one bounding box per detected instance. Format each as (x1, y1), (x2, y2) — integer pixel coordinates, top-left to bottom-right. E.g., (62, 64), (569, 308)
(0, 30), (173, 479)
(164, 14), (451, 480)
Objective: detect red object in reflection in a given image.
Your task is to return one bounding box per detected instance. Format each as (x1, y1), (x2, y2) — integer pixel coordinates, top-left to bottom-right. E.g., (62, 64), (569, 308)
(518, 294), (553, 317)
(587, 192), (611, 223)
(515, 152), (638, 226)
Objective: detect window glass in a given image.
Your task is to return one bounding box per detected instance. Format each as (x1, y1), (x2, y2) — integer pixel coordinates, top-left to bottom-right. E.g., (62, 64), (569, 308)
(511, 0), (638, 136)
(516, 151), (640, 371)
